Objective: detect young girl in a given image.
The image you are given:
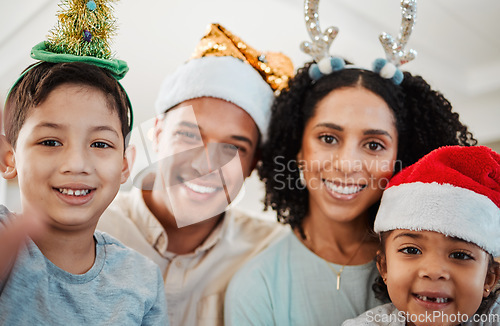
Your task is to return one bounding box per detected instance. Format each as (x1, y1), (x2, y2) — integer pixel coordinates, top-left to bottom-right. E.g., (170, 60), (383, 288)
(344, 145), (500, 326)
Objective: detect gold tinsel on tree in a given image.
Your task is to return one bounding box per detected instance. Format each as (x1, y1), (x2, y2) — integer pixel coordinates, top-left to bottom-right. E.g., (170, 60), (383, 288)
(46, 0), (118, 59)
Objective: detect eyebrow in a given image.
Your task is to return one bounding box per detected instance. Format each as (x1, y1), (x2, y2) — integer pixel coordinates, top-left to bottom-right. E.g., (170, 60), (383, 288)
(176, 120), (254, 147)
(314, 122), (343, 131)
(313, 123), (393, 140)
(393, 232), (423, 241)
(363, 129), (393, 140)
(91, 125), (120, 138)
(34, 122), (61, 130)
(176, 121), (199, 129)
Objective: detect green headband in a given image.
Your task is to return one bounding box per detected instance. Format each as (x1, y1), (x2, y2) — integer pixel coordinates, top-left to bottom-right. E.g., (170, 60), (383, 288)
(6, 42), (134, 131)
(31, 41), (129, 80)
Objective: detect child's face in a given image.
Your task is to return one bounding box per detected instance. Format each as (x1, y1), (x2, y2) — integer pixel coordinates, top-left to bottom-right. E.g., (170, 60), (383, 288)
(5, 83), (129, 231)
(379, 230), (493, 326)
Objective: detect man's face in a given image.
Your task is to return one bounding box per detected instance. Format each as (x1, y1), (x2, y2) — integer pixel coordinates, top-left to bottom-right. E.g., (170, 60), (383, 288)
(150, 97), (260, 227)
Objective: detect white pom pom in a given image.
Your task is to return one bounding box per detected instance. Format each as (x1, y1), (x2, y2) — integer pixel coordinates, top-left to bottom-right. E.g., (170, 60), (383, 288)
(380, 62), (397, 79)
(318, 57), (333, 75)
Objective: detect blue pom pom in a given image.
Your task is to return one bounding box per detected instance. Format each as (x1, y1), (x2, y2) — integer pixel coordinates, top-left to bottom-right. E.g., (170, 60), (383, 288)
(87, 0), (97, 11)
(308, 64), (323, 81)
(330, 57), (345, 72)
(83, 30), (92, 42)
(372, 58), (387, 73)
(392, 69), (404, 85)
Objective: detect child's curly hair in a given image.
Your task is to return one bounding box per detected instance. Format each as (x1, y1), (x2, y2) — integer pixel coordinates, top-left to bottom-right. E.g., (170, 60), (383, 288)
(258, 62), (477, 237)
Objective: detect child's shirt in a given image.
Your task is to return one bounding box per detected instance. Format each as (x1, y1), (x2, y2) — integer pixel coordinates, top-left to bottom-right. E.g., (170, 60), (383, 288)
(0, 206), (169, 325)
(343, 302), (500, 326)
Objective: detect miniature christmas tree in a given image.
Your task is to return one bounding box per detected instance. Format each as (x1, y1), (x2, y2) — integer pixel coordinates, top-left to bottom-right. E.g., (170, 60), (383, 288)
(46, 0), (118, 59)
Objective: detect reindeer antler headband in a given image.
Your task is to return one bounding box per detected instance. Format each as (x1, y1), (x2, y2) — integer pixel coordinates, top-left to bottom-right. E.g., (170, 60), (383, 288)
(301, 0), (417, 85)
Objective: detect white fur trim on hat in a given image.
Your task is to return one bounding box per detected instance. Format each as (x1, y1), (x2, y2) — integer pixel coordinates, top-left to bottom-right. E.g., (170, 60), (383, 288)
(154, 56), (274, 142)
(374, 182), (500, 256)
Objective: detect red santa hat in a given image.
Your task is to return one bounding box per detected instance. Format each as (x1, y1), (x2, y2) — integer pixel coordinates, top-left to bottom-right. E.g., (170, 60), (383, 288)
(374, 145), (500, 256)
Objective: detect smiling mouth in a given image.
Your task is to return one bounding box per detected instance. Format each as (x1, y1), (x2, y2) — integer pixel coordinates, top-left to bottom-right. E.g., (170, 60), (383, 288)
(183, 181), (219, 194)
(57, 188), (92, 196)
(415, 294), (451, 304)
(323, 180), (366, 195)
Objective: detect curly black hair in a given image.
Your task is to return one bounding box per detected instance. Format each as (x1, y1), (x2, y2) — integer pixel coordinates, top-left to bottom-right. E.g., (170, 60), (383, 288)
(259, 62), (477, 236)
(373, 231), (500, 315)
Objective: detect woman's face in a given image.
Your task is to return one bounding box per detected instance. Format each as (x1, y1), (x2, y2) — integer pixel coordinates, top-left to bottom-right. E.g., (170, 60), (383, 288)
(298, 86), (398, 225)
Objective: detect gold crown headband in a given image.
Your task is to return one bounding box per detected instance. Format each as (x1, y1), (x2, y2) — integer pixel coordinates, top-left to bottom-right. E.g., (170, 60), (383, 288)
(301, 0), (417, 85)
(191, 23), (294, 93)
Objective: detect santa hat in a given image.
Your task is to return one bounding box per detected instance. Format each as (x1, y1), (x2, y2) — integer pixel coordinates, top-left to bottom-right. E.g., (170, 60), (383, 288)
(154, 23), (293, 143)
(374, 145), (500, 256)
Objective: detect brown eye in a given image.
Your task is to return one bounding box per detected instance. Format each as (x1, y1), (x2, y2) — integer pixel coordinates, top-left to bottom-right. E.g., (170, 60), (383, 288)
(320, 135), (337, 144)
(40, 140), (62, 147)
(366, 141), (384, 151)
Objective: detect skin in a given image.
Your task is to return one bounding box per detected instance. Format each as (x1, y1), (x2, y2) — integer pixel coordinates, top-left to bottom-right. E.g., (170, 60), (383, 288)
(378, 230), (500, 326)
(143, 97), (260, 254)
(2, 83), (130, 274)
(297, 86), (398, 264)
(1, 106), (45, 281)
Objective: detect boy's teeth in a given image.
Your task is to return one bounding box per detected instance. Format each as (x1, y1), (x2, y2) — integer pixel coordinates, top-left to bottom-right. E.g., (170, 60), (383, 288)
(184, 181), (217, 194)
(324, 181), (363, 195)
(416, 294), (449, 303)
(58, 188), (90, 196)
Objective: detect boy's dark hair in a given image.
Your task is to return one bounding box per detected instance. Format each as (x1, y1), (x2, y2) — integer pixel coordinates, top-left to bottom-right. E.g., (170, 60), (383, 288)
(373, 231), (500, 315)
(4, 61), (131, 149)
(258, 62), (477, 237)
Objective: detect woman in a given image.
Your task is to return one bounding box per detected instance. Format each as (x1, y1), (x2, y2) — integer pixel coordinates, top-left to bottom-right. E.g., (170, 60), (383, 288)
(224, 64), (476, 325)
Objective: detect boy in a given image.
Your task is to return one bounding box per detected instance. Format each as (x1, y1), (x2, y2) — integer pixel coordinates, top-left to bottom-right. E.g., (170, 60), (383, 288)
(97, 23), (292, 325)
(0, 61), (168, 325)
(0, 0), (168, 322)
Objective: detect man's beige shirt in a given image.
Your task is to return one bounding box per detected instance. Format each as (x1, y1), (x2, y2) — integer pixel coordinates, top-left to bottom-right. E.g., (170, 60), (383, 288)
(97, 188), (288, 326)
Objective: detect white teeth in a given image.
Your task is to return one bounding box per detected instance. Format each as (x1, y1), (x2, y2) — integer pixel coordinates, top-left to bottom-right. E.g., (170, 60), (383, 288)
(58, 188), (90, 196)
(184, 181), (217, 194)
(416, 294), (449, 303)
(324, 180), (364, 195)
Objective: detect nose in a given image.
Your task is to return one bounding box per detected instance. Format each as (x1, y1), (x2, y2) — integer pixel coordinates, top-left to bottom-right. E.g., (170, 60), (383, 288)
(417, 256), (450, 281)
(190, 145), (215, 176)
(59, 145), (92, 175)
(333, 143), (363, 174)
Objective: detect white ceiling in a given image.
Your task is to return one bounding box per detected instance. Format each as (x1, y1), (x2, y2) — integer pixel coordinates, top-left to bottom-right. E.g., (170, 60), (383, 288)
(1, 0), (500, 143)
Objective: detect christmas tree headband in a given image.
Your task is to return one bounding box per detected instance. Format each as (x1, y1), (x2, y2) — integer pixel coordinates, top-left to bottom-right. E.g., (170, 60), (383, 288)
(9, 0), (133, 130)
(301, 0), (417, 85)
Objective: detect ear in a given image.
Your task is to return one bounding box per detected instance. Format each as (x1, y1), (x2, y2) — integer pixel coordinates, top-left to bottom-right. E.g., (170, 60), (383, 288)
(0, 138), (17, 180)
(483, 259), (500, 298)
(120, 145), (136, 184)
(247, 148), (261, 178)
(152, 116), (165, 153)
(376, 250), (388, 283)
(296, 148), (303, 162)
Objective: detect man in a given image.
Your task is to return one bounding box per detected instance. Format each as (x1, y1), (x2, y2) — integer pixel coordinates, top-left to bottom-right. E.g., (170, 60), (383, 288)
(97, 24), (293, 325)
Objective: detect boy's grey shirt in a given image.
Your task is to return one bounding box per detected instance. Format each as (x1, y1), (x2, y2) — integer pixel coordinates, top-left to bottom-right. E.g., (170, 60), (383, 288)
(0, 205), (169, 325)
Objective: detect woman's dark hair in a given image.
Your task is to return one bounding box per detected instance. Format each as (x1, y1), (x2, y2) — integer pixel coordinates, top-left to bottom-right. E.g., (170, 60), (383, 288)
(4, 61), (131, 149)
(259, 62), (477, 236)
(373, 231), (500, 314)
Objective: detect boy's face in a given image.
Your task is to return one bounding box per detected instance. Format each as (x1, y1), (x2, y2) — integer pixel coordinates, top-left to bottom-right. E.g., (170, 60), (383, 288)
(150, 97), (259, 227)
(4, 83), (129, 231)
(379, 229), (495, 326)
